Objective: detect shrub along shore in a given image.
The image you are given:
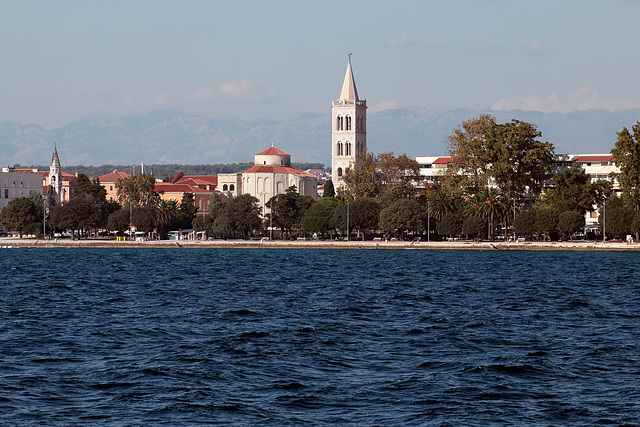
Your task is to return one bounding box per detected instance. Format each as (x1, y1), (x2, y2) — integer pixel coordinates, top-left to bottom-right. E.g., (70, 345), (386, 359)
(2, 237), (639, 251)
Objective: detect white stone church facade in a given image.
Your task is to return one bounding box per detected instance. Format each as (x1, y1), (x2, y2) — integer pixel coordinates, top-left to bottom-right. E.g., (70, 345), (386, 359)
(218, 146), (318, 216)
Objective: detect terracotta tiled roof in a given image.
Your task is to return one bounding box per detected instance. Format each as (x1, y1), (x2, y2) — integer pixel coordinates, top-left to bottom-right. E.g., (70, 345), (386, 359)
(256, 146), (289, 156)
(243, 165), (314, 177)
(433, 157), (452, 164)
(98, 170), (131, 183)
(154, 183), (212, 194)
(574, 155), (615, 162)
(174, 175), (218, 187)
(14, 169), (42, 174)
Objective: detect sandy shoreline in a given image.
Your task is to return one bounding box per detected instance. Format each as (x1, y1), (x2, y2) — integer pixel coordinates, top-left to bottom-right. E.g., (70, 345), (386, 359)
(1, 237), (639, 251)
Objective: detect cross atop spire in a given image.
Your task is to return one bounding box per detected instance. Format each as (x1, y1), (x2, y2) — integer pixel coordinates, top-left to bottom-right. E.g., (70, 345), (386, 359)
(339, 55), (359, 101)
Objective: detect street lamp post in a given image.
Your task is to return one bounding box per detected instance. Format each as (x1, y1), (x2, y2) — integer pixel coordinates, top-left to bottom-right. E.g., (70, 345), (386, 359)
(346, 201), (350, 241)
(603, 198), (606, 243)
(427, 199), (430, 243)
(42, 194), (46, 239)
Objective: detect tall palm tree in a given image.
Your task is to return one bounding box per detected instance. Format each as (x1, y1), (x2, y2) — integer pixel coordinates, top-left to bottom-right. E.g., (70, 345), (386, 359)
(428, 189), (457, 221)
(465, 188), (507, 240)
(156, 199), (179, 236)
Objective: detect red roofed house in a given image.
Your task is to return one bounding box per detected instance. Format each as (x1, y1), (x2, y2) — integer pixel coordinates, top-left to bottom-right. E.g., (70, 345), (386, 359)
(97, 170), (131, 203)
(218, 146), (318, 216)
(154, 182), (217, 216)
(171, 171), (218, 191)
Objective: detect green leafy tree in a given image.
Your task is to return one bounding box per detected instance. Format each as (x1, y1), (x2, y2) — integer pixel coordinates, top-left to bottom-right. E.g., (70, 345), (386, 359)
(50, 195), (101, 238)
(132, 206), (156, 233)
(377, 152), (421, 192)
(213, 194), (262, 238)
(436, 212), (462, 238)
(176, 192), (198, 229)
(341, 150), (381, 200)
(180, 193), (198, 217)
(384, 181), (416, 206)
(462, 216), (486, 239)
(444, 115), (554, 199)
(599, 196), (632, 238)
(269, 186), (314, 236)
(513, 209), (537, 236)
(106, 209), (131, 235)
(28, 191), (56, 224)
(0, 197), (38, 237)
(342, 150), (421, 201)
(534, 207), (560, 240)
(544, 165), (597, 214)
(116, 174), (162, 207)
(323, 180), (335, 198)
(195, 194), (226, 237)
(443, 114), (497, 196)
(558, 210), (585, 240)
(491, 120), (555, 198)
(379, 198), (425, 240)
(610, 121), (640, 196)
(74, 174), (107, 201)
(301, 198), (340, 237)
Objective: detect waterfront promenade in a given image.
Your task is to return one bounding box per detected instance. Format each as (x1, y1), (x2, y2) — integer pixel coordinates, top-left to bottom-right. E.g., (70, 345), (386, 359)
(1, 237), (639, 250)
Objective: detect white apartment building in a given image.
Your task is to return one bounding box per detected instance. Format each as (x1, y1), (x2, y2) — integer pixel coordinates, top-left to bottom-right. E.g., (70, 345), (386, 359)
(0, 167), (45, 211)
(416, 153), (621, 232)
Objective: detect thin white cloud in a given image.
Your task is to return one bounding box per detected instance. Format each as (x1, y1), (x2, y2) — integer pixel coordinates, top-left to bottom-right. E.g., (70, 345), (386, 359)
(389, 35), (411, 47)
(195, 79), (275, 101)
(516, 40), (551, 54)
(491, 87), (640, 113)
(370, 100), (399, 113)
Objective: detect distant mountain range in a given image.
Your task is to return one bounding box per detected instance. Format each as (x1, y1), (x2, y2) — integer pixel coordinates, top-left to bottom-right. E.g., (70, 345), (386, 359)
(2, 107), (639, 167)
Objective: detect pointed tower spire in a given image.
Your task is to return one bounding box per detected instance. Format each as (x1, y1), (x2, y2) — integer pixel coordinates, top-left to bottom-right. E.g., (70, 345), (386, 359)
(51, 145), (61, 169)
(339, 54), (359, 101)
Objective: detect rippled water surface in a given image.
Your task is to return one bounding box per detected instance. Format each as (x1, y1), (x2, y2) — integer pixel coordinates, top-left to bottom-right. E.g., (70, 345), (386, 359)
(2, 248), (640, 425)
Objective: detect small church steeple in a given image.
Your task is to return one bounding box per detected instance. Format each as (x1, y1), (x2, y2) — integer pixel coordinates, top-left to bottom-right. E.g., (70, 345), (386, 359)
(49, 146), (63, 203)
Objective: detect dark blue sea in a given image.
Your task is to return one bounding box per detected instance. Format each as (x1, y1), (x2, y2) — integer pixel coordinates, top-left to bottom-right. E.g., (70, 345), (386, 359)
(1, 248), (640, 425)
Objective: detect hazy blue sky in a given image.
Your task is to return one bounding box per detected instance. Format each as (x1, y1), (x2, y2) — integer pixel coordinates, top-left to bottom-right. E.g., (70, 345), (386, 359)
(2, 0), (640, 129)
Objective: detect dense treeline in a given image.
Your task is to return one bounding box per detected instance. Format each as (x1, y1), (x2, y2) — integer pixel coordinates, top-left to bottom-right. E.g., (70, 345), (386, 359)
(12, 162), (328, 179)
(5, 117), (640, 242)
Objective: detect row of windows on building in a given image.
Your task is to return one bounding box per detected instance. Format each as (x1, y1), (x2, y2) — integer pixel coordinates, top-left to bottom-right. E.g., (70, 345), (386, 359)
(336, 141), (364, 157)
(335, 115), (365, 132)
(3, 179), (40, 189)
(1, 189), (24, 199)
